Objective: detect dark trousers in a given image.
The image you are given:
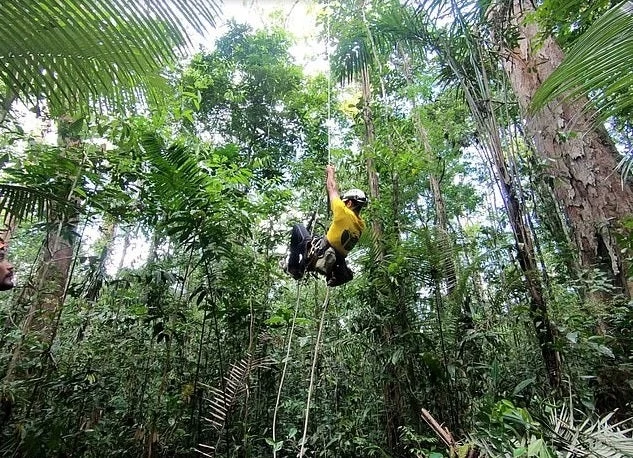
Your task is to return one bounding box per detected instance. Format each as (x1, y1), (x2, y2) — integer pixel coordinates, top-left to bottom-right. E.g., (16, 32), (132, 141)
(287, 224), (353, 286)
(287, 224), (312, 279)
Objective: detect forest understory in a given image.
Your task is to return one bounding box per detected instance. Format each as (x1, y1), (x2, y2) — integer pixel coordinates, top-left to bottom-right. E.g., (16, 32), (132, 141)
(1, 0), (633, 457)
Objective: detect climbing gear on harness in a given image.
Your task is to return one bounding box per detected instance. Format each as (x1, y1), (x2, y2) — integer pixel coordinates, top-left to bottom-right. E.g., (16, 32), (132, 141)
(284, 224), (333, 280)
(307, 236), (336, 276)
(283, 224), (354, 287)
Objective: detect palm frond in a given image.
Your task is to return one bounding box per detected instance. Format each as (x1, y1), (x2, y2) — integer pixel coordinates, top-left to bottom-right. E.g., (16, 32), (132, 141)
(197, 353), (274, 455)
(0, 183), (79, 223)
(0, 0), (221, 113)
(140, 134), (209, 203)
(203, 358), (251, 431)
(470, 402), (633, 456)
(331, 18), (373, 85)
(195, 443), (216, 458)
(531, 1), (633, 119)
(549, 406), (633, 457)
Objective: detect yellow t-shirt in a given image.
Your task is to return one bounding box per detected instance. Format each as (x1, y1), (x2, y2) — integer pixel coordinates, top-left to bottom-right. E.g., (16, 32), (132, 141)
(326, 197), (365, 256)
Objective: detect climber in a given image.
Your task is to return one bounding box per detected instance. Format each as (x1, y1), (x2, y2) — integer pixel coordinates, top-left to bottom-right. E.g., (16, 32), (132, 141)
(285, 164), (367, 287)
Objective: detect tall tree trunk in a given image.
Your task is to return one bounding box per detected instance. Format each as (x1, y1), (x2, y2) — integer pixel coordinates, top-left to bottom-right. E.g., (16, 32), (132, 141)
(397, 45), (457, 293)
(418, 129), (457, 293)
(481, 137), (562, 388)
(32, 115), (81, 343)
(360, 66), (383, 247)
(359, 64), (408, 455)
(492, 0), (633, 296)
(3, 116), (81, 383)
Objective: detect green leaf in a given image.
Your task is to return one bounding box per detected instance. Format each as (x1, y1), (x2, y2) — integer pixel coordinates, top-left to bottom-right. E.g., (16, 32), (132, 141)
(587, 341), (615, 358)
(512, 377), (536, 396)
(531, 1), (633, 119)
(0, 0), (221, 114)
(265, 438), (283, 452)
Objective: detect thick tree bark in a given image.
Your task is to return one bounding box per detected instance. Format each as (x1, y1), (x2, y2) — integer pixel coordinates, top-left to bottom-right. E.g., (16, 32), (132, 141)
(360, 65), (408, 454)
(493, 0), (633, 295)
(3, 117), (81, 384)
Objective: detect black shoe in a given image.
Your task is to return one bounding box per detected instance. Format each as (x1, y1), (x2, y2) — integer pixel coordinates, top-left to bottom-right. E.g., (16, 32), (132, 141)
(327, 265), (353, 287)
(327, 275), (346, 287)
(288, 263), (304, 280)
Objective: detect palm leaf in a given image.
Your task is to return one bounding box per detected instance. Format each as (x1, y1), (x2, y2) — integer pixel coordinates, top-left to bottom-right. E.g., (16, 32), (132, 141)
(548, 405), (633, 456)
(0, 0), (221, 114)
(197, 353), (274, 456)
(531, 1), (633, 119)
(138, 132), (253, 254)
(0, 182), (79, 223)
(470, 402), (633, 456)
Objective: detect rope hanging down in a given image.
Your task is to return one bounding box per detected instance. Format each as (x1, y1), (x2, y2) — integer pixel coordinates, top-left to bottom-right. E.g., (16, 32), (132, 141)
(272, 282), (302, 458)
(299, 13), (334, 453)
(299, 285), (330, 457)
(296, 9), (334, 446)
(271, 282), (331, 458)
(272, 5), (335, 456)
(326, 0), (332, 165)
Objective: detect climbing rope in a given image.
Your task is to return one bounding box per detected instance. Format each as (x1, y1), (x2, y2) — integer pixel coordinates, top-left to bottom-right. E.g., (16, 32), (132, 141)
(272, 282), (302, 458)
(297, 6), (334, 453)
(299, 283), (330, 457)
(273, 4), (335, 455)
(326, 1), (332, 166)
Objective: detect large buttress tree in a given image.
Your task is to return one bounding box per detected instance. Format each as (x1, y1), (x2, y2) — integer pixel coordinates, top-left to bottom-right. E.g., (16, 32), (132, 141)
(489, 0), (633, 296)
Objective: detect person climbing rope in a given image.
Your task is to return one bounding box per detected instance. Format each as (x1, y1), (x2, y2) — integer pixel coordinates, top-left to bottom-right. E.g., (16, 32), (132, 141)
(284, 164), (367, 287)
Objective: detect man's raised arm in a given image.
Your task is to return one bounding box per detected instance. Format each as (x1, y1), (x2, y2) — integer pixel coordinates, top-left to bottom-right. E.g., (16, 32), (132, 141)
(326, 164), (340, 204)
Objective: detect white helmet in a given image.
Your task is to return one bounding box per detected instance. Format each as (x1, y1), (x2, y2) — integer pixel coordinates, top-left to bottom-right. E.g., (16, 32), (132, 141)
(342, 189), (368, 208)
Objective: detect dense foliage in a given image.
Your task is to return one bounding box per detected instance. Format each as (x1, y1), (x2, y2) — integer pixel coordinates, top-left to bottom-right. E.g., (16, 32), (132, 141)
(0, 1), (632, 457)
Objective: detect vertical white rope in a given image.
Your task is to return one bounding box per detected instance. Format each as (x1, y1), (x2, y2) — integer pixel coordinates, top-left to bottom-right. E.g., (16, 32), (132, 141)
(272, 282), (302, 457)
(326, 0), (332, 165)
(298, 285), (330, 457)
